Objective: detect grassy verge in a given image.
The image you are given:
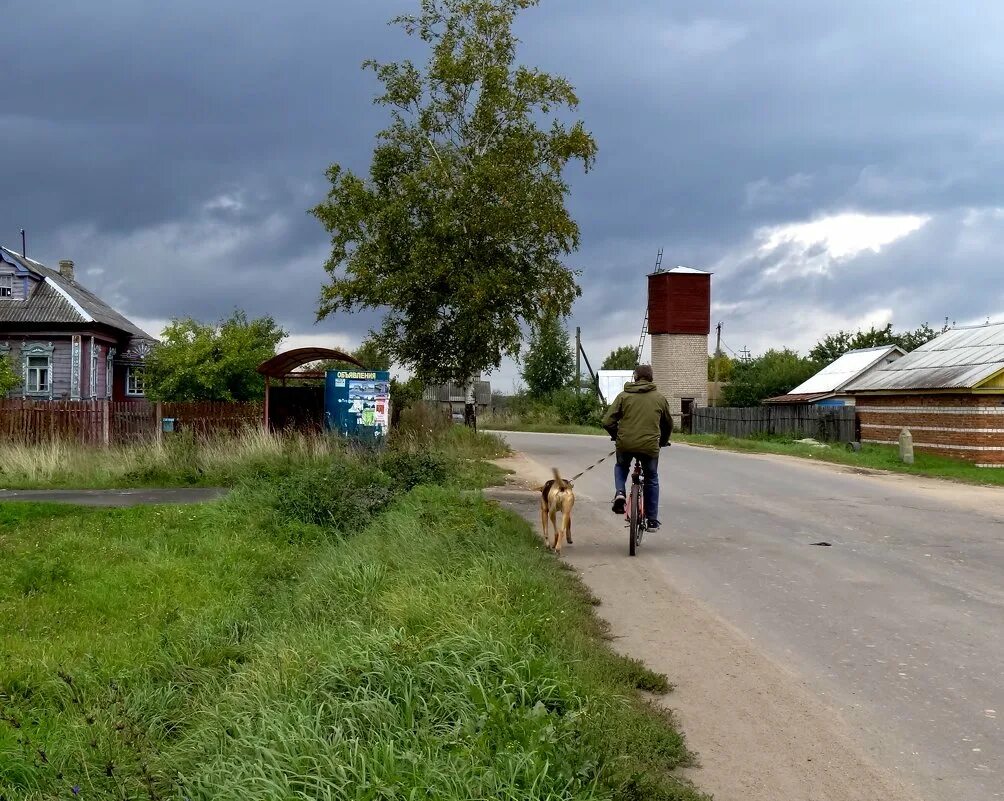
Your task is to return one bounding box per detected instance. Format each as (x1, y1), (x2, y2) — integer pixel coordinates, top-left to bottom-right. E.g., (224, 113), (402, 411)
(678, 433), (1004, 486)
(1, 432), (705, 800)
(0, 424), (512, 490)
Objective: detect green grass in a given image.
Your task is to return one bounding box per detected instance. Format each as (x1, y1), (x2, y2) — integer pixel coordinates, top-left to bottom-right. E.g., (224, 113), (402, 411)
(0, 438), (704, 800)
(0, 424), (512, 491)
(678, 433), (1004, 486)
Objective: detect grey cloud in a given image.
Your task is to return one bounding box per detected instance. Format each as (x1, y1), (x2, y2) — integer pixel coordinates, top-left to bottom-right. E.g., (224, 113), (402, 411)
(6, 0), (1004, 389)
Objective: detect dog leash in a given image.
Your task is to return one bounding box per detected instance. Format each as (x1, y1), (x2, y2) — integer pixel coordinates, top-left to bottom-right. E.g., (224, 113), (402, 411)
(568, 450), (616, 482)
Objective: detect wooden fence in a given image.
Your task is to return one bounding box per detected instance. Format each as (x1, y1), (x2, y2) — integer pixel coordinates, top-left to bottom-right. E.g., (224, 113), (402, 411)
(691, 405), (857, 443)
(0, 399), (263, 445)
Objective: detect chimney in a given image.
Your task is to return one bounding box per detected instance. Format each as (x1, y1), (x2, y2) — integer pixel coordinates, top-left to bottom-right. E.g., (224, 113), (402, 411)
(58, 259), (75, 281)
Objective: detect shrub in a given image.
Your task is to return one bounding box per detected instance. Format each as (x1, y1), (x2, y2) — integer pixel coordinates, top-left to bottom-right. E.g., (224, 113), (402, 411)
(380, 448), (450, 491)
(262, 457), (395, 530)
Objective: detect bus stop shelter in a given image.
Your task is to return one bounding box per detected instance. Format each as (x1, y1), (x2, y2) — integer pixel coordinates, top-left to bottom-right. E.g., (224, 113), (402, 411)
(257, 347), (363, 432)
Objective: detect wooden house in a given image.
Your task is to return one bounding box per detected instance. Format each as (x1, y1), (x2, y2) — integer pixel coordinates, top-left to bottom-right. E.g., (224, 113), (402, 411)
(0, 247), (156, 401)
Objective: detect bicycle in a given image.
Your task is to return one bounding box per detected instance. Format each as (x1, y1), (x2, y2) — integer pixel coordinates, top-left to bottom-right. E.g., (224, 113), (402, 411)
(625, 457), (646, 556)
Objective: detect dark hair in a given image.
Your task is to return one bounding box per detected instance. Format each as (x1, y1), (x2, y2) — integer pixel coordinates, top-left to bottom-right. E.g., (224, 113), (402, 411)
(634, 364), (654, 382)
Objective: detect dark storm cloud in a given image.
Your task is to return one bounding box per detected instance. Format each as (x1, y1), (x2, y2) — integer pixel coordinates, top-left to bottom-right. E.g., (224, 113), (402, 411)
(4, 0), (1004, 376)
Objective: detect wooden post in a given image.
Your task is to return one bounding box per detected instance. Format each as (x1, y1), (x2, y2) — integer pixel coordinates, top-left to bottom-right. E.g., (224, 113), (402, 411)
(575, 326), (581, 396)
(263, 376), (270, 433)
(102, 399), (110, 447)
(155, 401), (163, 446)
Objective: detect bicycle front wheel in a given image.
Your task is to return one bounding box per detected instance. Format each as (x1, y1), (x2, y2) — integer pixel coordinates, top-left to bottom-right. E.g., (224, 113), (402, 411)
(629, 484), (640, 556)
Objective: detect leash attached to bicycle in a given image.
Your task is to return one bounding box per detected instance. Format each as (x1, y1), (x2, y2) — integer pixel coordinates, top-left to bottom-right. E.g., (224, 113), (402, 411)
(569, 450), (616, 482)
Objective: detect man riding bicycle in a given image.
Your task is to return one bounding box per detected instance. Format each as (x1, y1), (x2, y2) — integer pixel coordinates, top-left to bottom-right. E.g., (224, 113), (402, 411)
(601, 365), (673, 531)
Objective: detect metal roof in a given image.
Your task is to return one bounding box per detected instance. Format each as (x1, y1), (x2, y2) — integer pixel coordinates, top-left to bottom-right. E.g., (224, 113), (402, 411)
(845, 322), (1004, 392)
(0, 247), (155, 343)
(787, 345), (905, 395)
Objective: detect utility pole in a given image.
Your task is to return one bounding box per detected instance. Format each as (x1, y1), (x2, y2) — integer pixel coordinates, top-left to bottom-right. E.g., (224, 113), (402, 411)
(739, 346), (751, 363)
(712, 322), (722, 405)
(575, 326), (582, 396)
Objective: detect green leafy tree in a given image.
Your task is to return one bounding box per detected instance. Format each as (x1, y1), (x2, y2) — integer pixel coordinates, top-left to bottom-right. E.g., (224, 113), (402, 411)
(311, 0), (597, 386)
(313, 335), (392, 373)
(601, 345), (637, 371)
(898, 322), (939, 352)
(0, 353), (18, 397)
(144, 310), (286, 402)
(708, 353), (734, 382)
(810, 323), (940, 364)
(721, 349), (820, 407)
(522, 315), (573, 398)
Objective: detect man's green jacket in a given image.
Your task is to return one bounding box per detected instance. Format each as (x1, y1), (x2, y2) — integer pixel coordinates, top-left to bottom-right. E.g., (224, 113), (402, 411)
(601, 380), (673, 457)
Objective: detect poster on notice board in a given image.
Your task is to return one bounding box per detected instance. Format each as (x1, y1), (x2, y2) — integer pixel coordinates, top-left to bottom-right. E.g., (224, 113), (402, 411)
(325, 370), (392, 440)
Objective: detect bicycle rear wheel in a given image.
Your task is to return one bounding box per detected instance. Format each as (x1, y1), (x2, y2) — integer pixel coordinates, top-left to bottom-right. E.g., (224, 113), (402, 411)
(629, 483), (640, 556)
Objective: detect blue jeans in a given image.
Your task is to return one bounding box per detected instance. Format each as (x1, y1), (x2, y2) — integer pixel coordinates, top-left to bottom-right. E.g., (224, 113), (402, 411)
(614, 451), (660, 523)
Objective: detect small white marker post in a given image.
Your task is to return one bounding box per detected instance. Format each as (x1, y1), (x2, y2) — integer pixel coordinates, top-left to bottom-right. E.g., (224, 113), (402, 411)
(899, 428), (914, 465)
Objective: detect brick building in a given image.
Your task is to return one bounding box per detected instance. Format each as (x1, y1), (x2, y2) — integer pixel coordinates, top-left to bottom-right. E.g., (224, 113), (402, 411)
(845, 322), (1004, 466)
(648, 266), (711, 430)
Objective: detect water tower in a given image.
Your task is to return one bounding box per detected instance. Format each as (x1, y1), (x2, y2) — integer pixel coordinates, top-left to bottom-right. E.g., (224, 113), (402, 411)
(647, 266), (712, 427)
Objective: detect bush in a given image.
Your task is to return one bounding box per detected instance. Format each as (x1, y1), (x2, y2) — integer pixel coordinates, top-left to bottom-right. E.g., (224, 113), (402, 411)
(263, 457), (395, 530)
(380, 448), (450, 491)
(551, 388), (604, 427)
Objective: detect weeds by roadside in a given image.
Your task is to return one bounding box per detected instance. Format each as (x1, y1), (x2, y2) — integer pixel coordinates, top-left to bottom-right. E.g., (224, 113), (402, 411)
(0, 411), (512, 491)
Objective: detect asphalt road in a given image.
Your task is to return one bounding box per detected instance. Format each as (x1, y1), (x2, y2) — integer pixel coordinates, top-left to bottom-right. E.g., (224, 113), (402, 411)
(0, 488), (227, 506)
(496, 431), (1004, 801)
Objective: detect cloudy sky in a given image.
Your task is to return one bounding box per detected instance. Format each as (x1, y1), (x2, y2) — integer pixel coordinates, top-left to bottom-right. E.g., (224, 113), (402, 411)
(6, 0), (1004, 388)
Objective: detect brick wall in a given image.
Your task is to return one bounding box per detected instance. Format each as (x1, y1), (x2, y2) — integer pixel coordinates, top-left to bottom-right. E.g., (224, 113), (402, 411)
(651, 333), (709, 418)
(857, 393), (1004, 466)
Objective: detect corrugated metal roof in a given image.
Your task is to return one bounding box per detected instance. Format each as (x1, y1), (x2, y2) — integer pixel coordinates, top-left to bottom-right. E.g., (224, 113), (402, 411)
(788, 345), (905, 395)
(846, 322), (1004, 391)
(763, 392), (834, 405)
(0, 247), (154, 343)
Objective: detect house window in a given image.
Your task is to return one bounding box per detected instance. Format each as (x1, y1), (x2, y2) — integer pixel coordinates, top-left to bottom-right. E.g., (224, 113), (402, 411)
(0, 275), (12, 298)
(27, 355), (50, 394)
(126, 366), (146, 397)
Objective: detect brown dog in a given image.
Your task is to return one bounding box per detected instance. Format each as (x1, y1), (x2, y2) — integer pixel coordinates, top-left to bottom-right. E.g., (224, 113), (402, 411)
(539, 468), (575, 554)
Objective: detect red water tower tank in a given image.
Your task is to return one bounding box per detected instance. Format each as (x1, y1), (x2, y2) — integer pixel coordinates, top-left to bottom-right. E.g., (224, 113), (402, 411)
(647, 267), (711, 335)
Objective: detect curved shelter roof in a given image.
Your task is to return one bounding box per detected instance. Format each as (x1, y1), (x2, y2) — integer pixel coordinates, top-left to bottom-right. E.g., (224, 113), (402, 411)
(257, 347), (363, 378)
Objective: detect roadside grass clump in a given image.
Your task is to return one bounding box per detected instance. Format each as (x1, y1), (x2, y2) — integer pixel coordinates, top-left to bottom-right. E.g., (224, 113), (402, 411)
(1, 431), (705, 801)
(0, 427), (341, 490)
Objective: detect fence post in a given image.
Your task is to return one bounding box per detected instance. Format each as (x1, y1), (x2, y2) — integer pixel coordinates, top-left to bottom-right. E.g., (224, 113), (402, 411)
(102, 400), (110, 446)
(155, 401), (163, 446)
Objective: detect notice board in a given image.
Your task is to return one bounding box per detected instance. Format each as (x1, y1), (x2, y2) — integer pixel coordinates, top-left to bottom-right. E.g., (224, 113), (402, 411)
(325, 369), (392, 440)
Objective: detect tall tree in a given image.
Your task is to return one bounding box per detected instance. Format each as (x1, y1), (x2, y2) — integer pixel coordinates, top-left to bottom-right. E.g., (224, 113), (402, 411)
(311, 0), (597, 386)
(144, 310), (286, 402)
(810, 323), (940, 364)
(708, 353), (734, 382)
(522, 315), (573, 398)
(601, 345), (638, 371)
(721, 349), (819, 407)
(0, 353), (18, 397)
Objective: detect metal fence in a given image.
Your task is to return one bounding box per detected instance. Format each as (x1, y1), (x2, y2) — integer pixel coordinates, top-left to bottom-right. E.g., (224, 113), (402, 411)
(691, 405), (857, 442)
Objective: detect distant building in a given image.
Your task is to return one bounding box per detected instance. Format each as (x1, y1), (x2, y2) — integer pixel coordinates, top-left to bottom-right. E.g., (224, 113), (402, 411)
(647, 266), (711, 431)
(0, 247), (156, 401)
(597, 370), (634, 404)
(764, 345), (905, 406)
(423, 379), (491, 420)
(846, 323), (1004, 466)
